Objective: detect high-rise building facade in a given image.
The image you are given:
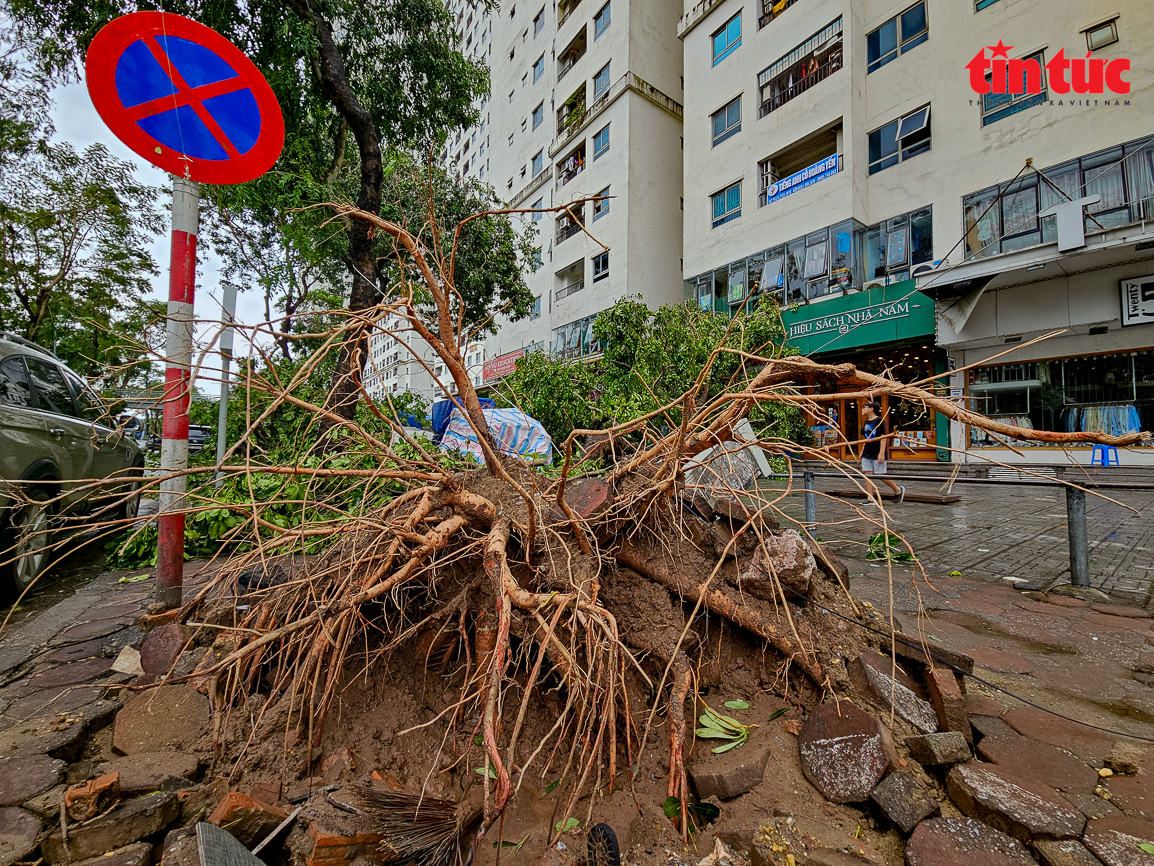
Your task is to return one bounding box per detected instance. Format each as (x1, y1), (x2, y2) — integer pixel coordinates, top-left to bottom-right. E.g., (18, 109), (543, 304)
(680, 0), (1154, 464)
(444, 0), (686, 387)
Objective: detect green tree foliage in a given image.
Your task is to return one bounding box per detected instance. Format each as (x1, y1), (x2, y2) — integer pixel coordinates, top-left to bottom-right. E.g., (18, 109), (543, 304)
(497, 297), (811, 447)
(0, 141), (163, 379)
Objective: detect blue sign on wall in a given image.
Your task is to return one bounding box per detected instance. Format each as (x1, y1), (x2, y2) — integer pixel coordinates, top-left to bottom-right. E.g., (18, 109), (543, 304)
(765, 154), (841, 205)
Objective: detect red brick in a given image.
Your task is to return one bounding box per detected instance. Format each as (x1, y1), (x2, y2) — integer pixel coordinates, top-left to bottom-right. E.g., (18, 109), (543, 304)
(964, 694), (1006, 718)
(307, 825), (387, 866)
(926, 668), (970, 745)
(208, 791), (288, 847)
(64, 772), (121, 822)
(1046, 595), (1088, 608)
(1082, 613), (1152, 631)
(1090, 603), (1153, 619)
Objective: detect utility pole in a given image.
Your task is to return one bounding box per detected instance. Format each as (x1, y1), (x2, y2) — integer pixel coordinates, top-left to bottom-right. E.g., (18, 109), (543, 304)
(215, 284), (237, 487)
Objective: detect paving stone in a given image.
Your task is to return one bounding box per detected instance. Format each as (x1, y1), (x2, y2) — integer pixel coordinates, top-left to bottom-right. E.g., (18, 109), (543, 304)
(1064, 789), (1123, 820)
(849, 652), (937, 734)
(945, 762), (1086, 843)
(0, 807), (42, 866)
(21, 784), (67, 821)
(797, 701), (888, 803)
(977, 731), (1099, 794)
(1003, 708), (1114, 764)
(1090, 605), (1153, 620)
(1082, 815), (1154, 865)
(869, 770), (939, 834)
(65, 772), (121, 821)
(179, 778), (229, 825)
(3, 685), (106, 722)
(971, 648), (1035, 676)
(43, 639), (107, 664)
(138, 624), (192, 677)
(905, 816), (1038, 866)
(1083, 614), (1153, 632)
(162, 826), (201, 866)
(86, 603), (147, 621)
(113, 685), (209, 755)
(928, 668), (971, 744)
(906, 731), (971, 765)
(1047, 596), (1090, 608)
(0, 752), (65, 806)
(42, 791), (179, 864)
(1105, 773), (1154, 821)
(24, 658), (114, 691)
(50, 618), (130, 646)
(209, 791), (289, 847)
(99, 752), (199, 795)
(69, 842), (153, 866)
(974, 716), (1022, 742)
(0, 714), (88, 760)
(688, 744), (769, 800)
(968, 694), (1008, 717)
(1050, 586), (1111, 604)
(1032, 839), (1107, 866)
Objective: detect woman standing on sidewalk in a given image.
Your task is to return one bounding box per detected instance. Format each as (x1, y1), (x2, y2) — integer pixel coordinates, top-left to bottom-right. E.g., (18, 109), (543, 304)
(861, 400), (904, 503)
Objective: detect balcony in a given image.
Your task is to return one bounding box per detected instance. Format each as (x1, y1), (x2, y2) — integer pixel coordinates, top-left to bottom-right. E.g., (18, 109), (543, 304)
(557, 206), (585, 244)
(758, 0), (799, 29)
(558, 28), (587, 81)
(758, 19), (843, 119)
(558, 0), (582, 27)
(555, 279), (584, 301)
(557, 142), (586, 188)
(558, 84), (587, 136)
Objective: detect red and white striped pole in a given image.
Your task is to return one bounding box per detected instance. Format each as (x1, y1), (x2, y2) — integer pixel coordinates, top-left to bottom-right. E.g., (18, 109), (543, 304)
(156, 175), (199, 610)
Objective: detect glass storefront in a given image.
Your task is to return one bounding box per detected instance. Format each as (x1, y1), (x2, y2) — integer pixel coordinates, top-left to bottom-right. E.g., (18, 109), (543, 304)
(550, 313), (603, 359)
(967, 350), (1154, 447)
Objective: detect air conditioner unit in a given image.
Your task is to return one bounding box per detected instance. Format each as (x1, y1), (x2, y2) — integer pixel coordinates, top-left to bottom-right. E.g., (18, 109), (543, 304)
(865, 281), (884, 290)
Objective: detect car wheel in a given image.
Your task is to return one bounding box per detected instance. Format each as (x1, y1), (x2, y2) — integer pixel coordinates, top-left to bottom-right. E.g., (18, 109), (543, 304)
(117, 468), (144, 521)
(9, 490), (52, 592)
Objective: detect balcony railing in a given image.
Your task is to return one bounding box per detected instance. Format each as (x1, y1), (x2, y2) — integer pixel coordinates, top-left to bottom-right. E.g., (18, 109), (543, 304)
(557, 216), (584, 244)
(758, 0), (799, 29)
(758, 45), (843, 118)
(557, 146), (586, 187)
(558, 46), (586, 80)
(558, 0), (582, 27)
(555, 279), (584, 301)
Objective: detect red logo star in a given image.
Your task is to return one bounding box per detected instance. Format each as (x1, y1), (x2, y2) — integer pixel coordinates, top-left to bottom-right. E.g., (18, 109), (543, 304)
(989, 39), (1012, 58)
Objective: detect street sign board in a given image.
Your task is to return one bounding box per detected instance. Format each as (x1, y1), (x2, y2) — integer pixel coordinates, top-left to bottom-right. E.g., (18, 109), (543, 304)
(85, 11), (284, 184)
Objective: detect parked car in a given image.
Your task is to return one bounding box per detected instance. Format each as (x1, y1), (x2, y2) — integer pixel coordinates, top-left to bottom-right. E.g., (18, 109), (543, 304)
(0, 332), (145, 591)
(188, 425), (213, 452)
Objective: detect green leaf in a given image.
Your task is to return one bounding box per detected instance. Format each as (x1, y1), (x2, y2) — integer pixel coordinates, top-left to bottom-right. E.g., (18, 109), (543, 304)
(949, 570), (962, 576)
(473, 734), (484, 746)
(540, 779), (561, 798)
(723, 700), (750, 710)
(1140, 842), (1154, 854)
(768, 707), (789, 721)
(695, 728), (736, 739)
(662, 796), (682, 820)
(554, 817), (579, 833)
(117, 573), (151, 583)
(688, 802), (720, 823)
(474, 766), (497, 779)
(712, 739), (744, 754)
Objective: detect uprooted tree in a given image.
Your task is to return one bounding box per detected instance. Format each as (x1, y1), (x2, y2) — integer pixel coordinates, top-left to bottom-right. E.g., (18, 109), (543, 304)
(21, 196), (1144, 855)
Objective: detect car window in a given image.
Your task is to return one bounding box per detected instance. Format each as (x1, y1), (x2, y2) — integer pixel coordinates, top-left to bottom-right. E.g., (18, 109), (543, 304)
(24, 357), (78, 417)
(63, 369), (105, 423)
(0, 356), (34, 407)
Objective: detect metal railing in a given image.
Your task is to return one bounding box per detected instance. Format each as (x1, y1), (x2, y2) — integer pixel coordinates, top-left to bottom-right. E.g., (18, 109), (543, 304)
(557, 220), (583, 244)
(555, 279), (584, 301)
(558, 0), (583, 27)
(558, 46), (586, 80)
(758, 48), (843, 118)
(759, 0), (800, 29)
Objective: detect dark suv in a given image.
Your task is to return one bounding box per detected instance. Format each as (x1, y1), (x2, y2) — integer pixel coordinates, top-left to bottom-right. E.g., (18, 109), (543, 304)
(0, 333), (145, 591)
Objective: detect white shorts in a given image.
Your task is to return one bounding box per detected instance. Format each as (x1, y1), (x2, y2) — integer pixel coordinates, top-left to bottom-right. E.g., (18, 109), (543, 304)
(862, 457), (887, 474)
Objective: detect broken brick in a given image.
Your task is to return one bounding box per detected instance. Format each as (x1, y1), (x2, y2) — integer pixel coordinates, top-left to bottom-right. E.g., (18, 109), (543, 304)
(64, 772), (121, 822)
(925, 668), (971, 745)
(307, 825), (387, 866)
(208, 791), (289, 847)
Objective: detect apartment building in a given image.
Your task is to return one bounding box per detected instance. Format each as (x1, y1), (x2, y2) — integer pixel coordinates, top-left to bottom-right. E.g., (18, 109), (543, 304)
(363, 314), (486, 404)
(444, 0), (686, 386)
(679, 0), (1154, 464)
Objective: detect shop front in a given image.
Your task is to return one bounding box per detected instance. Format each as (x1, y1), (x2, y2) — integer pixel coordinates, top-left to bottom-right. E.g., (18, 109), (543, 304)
(780, 280), (947, 462)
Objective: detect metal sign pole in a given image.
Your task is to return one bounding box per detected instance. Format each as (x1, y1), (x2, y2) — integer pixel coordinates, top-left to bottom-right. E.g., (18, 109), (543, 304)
(157, 175), (199, 610)
(215, 283), (237, 487)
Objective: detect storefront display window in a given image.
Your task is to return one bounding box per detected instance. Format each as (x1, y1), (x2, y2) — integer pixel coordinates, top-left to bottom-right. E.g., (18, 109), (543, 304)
(865, 206), (932, 286)
(968, 350), (1153, 447)
(550, 313), (603, 359)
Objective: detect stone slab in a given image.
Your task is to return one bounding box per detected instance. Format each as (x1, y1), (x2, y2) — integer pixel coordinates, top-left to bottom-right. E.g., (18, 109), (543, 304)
(869, 771), (939, 834)
(41, 791), (179, 864)
(0, 807), (42, 866)
(1003, 708), (1114, 764)
(69, 842), (153, 866)
(24, 658), (114, 691)
(798, 701), (888, 803)
(138, 624), (191, 677)
(43, 639), (108, 664)
(49, 618), (130, 646)
(688, 744), (769, 801)
(1090, 605), (1152, 620)
(946, 762), (1085, 843)
(905, 816), (1038, 866)
(967, 694), (1008, 718)
(906, 731), (970, 766)
(113, 686), (209, 755)
(977, 731), (1099, 794)
(1082, 815), (1154, 866)
(849, 652), (937, 734)
(927, 668), (971, 744)
(0, 714), (88, 760)
(0, 752), (65, 806)
(99, 752), (200, 795)
(1033, 839), (1106, 866)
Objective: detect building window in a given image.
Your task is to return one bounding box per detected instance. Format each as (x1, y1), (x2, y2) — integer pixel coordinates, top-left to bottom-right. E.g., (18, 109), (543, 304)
(530, 296), (542, 319)
(865, 207), (932, 286)
(533, 102), (544, 129)
(594, 62), (611, 98)
(592, 252), (609, 282)
(532, 197), (544, 221)
(980, 50), (1046, 126)
(975, 0), (999, 9)
(593, 124), (610, 159)
(711, 96), (741, 147)
(508, 133), (514, 146)
(509, 90), (515, 103)
(962, 135), (1154, 260)
(712, 13), (741, 66)
(866, 2), (927, 74)
(594, 2), (611, 38)
(533, 8), (545, 35)
(593, 186), (610, 220)
(532, 150), (544, 176)
(711, 181), (741, 228)
(533, 54), (545, 82)
(551, 313), (603, 358)
(868, 105), (930, 174)
(757, 18), (843, 117)
(1085, 19), (1119, 51)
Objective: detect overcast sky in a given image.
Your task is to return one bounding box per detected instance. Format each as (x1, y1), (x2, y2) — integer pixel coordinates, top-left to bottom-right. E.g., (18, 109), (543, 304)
(52, 81), (271, 388)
